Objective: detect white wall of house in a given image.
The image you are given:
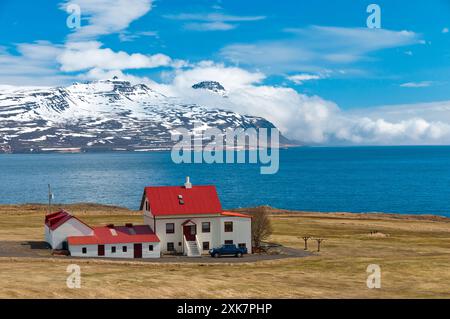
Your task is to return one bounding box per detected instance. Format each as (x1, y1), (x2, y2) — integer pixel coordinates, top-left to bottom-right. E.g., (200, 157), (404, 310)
(143, 210), (155, 231)
(44, 225), (51, 247)
(153, 215), (218, 254)
(69, 242), (160, 258)
(48, 219), (93, 249)
(69, 244), (98, 257)
(219, 217), (252, 254)
(151, 215), (252, 255)
(141, 242), (161, 258)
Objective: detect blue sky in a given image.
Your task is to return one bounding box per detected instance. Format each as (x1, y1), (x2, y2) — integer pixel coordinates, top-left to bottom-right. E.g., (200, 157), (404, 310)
(0, 0), (449, 144)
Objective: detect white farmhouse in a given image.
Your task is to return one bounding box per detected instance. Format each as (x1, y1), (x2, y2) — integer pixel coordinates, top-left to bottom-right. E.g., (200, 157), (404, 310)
(141, 177), (252, 256)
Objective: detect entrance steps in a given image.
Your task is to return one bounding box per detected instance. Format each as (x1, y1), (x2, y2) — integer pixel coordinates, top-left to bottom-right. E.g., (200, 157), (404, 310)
(186, 240), (201, 257)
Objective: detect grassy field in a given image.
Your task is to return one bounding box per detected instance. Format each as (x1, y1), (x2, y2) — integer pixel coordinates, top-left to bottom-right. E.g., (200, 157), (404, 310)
(1, 203), (450, 298)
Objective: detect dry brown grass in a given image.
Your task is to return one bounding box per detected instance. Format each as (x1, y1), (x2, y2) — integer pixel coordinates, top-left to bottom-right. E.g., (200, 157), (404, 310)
(1, 204), (450, 298)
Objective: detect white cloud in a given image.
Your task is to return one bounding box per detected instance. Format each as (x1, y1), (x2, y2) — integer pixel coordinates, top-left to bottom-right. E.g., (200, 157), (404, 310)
(221, 25), (422, 73)
(0, 1), (161, 84)
(167, 62), (265, 91)
(61, 0), (153, 40)
(341, 101), (450, 144)
(58, 41), (173, 72)
(287, 73), (324, 84)
(285, 26), (420, 51)
(0, 39), (183, 85)
(154, 63), (450, 145)
(443, 27), (449, 34)
(118, 30), (159, 42)
(164, 13), (266, 22)
(400, 81), (433, 88)
(184, 22), (236, 31)
(80, 68), (158, 86)
(0, 41), (71, 86)
(164, 12), (265, 31)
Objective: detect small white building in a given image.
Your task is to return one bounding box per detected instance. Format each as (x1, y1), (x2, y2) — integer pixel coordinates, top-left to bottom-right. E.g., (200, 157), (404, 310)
(44, 210), (93, 249)
(68, 224), (160, 259)
(141, 177), (252, 256)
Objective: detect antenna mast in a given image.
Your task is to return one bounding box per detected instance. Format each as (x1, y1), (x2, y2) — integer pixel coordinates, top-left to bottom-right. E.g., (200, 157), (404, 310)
(48, 184), (53, 215)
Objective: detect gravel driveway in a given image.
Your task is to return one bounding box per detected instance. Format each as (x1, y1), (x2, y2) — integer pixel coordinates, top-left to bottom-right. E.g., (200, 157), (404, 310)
(0, 241), (313, 263)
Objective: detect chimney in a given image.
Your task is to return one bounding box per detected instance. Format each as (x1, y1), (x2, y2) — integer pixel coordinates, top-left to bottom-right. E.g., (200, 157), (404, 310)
(184, 176), (192, 189)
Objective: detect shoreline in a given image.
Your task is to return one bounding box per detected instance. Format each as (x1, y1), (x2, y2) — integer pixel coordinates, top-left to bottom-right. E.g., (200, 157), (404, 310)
(0, 144), (301, 155)
(1, 203), (449, 222)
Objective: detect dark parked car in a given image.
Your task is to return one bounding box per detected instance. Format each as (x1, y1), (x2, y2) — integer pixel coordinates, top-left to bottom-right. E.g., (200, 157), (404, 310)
(209, 244), (247, 258)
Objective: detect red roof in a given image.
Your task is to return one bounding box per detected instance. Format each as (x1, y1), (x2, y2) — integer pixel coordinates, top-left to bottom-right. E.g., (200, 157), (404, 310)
(221, 211), (252, 218)
(67, 225), (159, 245)
(142, 185), (223, 216)
(45, 210), (92, 231)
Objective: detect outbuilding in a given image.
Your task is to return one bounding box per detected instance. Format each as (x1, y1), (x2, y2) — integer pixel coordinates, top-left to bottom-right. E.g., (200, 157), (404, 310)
(68, 224), (160, 258)
(44, 210), (93, 249)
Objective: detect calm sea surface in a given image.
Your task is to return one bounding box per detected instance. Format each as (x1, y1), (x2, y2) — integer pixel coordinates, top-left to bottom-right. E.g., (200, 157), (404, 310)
(1, 146), (450, 216)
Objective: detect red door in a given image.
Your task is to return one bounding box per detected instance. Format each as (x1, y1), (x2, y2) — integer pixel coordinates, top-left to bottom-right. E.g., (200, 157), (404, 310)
(98, 245), (105, 256)
(134, 243), (142, 258)
(183, 225), (196, 241)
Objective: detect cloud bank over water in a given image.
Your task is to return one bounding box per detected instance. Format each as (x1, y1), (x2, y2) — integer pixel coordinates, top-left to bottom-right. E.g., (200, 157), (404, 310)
(152, 63), (450, 145)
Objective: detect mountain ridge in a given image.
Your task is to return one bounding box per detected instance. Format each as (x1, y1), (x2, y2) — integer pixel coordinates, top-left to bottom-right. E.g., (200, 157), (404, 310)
(0, 78), (292, 153)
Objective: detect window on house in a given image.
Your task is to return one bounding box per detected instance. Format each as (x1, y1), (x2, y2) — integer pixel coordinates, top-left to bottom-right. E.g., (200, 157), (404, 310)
(202, 222), (211, 233)
(166, 223), (175, 234)
(167, 242), (175, 251)
(145, 201), (149, 211)
(238, 243), (246, 249)
(111, 246), (116, 253)
(178, 242), (182, 246)
(202, 242), (210, 250)
(122, 246), (127, 252)
(148, 245), (153, 251)
(224, 221), (233, 232)
(225, 240), (234, 245)
(82, 247), (87, 254)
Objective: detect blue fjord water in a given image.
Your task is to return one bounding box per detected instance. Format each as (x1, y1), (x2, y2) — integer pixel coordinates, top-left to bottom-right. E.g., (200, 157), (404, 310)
(0, 146), (450, 216)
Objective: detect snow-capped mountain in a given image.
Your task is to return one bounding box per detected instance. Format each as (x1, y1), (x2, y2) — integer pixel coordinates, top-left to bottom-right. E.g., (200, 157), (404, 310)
(0, 78), (289, 153)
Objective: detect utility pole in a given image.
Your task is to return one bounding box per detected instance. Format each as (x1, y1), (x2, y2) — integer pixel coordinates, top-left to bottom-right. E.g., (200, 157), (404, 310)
(48, 184), (53, 215)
